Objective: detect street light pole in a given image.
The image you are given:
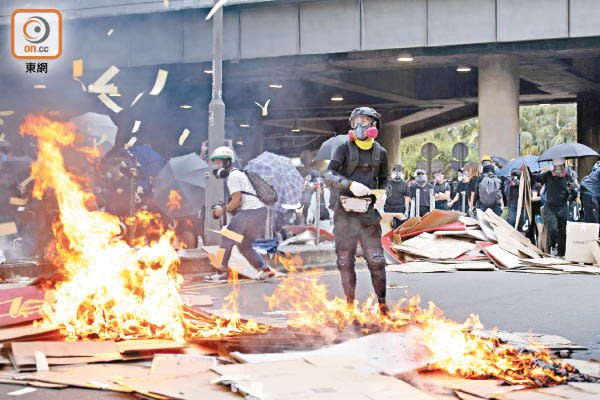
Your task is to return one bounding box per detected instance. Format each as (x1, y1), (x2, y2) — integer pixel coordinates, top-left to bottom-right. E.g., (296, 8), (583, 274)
(204, 0), (226, 245)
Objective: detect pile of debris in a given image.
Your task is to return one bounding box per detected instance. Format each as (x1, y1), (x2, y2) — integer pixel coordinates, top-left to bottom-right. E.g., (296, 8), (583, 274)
(0, 319), (598, 400)
(382, 209), (600, 275)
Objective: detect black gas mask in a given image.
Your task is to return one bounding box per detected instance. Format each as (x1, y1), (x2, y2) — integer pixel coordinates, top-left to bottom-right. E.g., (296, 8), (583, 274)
(212, 159), (232, 179)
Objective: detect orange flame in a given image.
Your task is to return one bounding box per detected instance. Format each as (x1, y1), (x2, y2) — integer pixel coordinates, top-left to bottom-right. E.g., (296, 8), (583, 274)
(167, 190), (182, 212)
(22, 114), (267, 341)
(266, 260), (581, 387)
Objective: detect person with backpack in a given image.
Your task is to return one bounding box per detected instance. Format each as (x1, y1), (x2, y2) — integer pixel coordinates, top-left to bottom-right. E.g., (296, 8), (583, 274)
(384, 164), (410, 228)
(208, 146), (277, 281)
(324, 107), (389, 315)
(532, 158), (578, 256)
(474, 156), (503, 216)
(410, 169), (433, 217)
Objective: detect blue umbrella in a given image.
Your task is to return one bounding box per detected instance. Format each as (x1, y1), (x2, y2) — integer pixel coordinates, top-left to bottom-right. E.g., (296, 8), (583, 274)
(246, 151), (304, 212)
(498, 155), (551, 176)
(129, 145), (165, 177)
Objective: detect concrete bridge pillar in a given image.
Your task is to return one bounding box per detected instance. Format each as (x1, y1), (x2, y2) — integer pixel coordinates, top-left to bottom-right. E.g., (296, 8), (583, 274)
(379, 124), (402, 173)
(577, 92), (600, 177)
(478, 54), (520, 161)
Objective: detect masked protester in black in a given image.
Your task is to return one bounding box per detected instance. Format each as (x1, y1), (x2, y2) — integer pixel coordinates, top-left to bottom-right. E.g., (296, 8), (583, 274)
(384, 164), (410, 229)
(410, 169), (433, 217)
(505, 169), (528, 231)
(580, 161), (600, 223)
(324, 107), (389, 315)
(532, 158), (577, 256)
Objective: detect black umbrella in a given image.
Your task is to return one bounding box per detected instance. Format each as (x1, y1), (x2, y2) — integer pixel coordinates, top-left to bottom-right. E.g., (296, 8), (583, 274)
(538, 142), (599, 162)
(152, 153), (207, 218)
(314, 135), (348, 161)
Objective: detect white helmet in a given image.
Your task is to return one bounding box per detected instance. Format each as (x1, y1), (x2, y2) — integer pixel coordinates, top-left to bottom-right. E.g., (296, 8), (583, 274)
(209, 146), (235, 162)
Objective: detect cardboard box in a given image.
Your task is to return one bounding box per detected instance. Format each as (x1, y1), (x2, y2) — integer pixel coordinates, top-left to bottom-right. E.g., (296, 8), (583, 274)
(565, 222), (599, 263)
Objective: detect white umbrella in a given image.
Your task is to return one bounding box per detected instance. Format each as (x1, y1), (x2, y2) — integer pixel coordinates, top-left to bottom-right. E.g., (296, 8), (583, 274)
(69, 112), (117, 155)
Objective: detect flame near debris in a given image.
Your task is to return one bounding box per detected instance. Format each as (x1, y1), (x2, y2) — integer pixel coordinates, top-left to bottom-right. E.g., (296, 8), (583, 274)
(167, 189), (182, 213)
(22, 114), (590, 387)
(267, 256), (585, 387)
(22, 114), (267, 341)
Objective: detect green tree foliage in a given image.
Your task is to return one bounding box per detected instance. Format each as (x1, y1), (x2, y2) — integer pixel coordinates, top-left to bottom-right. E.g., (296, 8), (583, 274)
(400, 104), (576, 178)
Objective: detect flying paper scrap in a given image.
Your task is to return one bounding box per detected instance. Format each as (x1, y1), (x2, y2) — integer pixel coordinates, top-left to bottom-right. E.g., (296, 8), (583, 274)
(72, 59), (83, 77)
(206, 0), (227, 20)
(73, 77), (86, 92)
(149, 69), (168, 95)
(98, 93), (122, 113)
(254, 99), (271, 116)
(210, 228), (244, 243)
(107, 28), (114, 36)
(125, 137), (138, 149)
(178, 128), (190, 146)
(0, 111), (14, 116)
(130, 91), (144, 107)
(132, 120), (141, 133)
(89, 66), (119, 93)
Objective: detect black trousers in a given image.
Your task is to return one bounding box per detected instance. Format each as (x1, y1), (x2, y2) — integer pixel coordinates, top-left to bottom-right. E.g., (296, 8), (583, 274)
(333, 212), (386, 305)
(581, 190), (599, 224)
(544, 205), (568, 256)
(221, 208), (268, 271)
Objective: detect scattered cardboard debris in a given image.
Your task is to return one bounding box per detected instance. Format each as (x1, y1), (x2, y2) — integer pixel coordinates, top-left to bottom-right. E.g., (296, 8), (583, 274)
(179, 293), (214, 307)
(484, 209), (541, 258)
(393, 234), (476, 260)
(107, 28), (114, 36)
(0, 285), (47, 326)
(149, 69), (168, 95)
(150, 354), (215, 378)
(116, 340), (186, 355)
(0, 324), (58, 343)
(589, 239), (600, 265)
(387, 262), (456, 273)
(33, 351), (48, 372)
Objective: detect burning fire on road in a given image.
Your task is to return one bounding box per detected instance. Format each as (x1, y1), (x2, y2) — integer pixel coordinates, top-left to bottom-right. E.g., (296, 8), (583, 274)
(21, 114), (596, 388)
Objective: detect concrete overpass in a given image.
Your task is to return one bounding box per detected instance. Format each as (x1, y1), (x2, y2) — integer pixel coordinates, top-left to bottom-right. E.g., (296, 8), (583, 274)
(1, 0), (600, 170)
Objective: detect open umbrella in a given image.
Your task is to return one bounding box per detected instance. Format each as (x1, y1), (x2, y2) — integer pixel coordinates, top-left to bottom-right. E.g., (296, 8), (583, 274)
(538, 142), (599, 162)
(314, 135), (348, 161)
(69, 112), (117, 155)
(152, 152), (207, 218)
(498, 155), (551, 176)
(246, 151), (304, 212)
(129, 145), (165, 177)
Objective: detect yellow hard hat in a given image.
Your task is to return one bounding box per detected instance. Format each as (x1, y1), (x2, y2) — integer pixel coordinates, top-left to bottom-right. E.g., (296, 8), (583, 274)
(481, 155), (492, 162)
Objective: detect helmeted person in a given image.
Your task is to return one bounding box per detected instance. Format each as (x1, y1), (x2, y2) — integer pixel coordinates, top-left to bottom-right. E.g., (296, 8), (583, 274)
(324, 107), (389, 314)
(474, 155), (503, 216)
(208, 146), (276, 280)
(384, 164), (411, 228)
(532, 157), (577, 256)
(580, 161), (600, 223)
(410, 169), (433, 217)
